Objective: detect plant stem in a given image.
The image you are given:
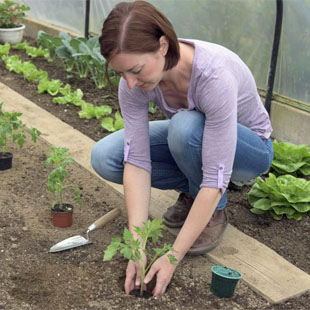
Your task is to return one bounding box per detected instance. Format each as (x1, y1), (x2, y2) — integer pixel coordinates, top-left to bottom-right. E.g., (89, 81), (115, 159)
(139, 237), (148, 297)
(140, 265), (145, 297)
(58, 181), (63, 209)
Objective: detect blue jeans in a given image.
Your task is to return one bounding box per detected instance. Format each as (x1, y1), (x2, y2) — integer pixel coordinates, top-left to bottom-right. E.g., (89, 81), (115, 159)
(91, 110), (274, 210)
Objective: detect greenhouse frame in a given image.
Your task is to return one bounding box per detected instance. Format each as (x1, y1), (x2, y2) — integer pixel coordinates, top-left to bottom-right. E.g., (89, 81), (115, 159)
(14, 0), (310, 145)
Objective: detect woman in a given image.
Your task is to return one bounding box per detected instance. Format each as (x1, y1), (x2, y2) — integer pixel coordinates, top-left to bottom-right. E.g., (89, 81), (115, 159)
(91, 0), (273, 296)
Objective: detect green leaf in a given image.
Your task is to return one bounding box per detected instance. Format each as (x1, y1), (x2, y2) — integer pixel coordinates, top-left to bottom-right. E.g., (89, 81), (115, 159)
(148, 101), (157, 114)
(286, 212), (303, 221)
(0, 43), (10, 56)
(272, 206), (295, 216)
(103, 238), (121, 261)
(120, 245), (134, 260)
(250, 208), (266, 215)
(114, 111), (124, 131)
(123, 228), (133, 243)
(291, 202), (310, 213)
(167, 254), (178, 265)
(147, 218), (165, 243)
(269, 210), (283, 221)
(252, 198), (272, 211)
(101, 117), (114, 131)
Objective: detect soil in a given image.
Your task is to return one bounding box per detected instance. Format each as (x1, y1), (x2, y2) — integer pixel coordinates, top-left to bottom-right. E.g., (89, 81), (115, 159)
(0, 37), (310, 309)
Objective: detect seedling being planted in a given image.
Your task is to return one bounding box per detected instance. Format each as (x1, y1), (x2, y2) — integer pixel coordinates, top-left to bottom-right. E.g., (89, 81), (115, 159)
(46, 146), (81, 212)
(103, 218), (178, 297)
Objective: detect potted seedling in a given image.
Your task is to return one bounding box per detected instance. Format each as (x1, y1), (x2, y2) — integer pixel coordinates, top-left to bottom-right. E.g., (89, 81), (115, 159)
(0, 102), (40, 170)
(0, 0), (30, 44)
(104, 218), (178, 297)
(46, 146), (82, 228)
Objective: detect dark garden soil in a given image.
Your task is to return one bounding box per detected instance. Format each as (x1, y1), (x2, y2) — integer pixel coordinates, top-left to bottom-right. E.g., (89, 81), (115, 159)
(0, 37), (310, 310)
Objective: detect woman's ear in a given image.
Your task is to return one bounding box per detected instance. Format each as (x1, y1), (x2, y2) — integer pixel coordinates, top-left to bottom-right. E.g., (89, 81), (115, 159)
(159, 35), (169, 56)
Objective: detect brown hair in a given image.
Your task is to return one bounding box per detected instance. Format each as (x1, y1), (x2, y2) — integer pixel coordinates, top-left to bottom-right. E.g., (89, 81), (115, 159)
(100, 1), (180, 74)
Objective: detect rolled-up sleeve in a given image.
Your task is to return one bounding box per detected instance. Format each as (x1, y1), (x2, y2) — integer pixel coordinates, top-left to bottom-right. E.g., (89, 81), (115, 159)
(118, 78), (152, 173)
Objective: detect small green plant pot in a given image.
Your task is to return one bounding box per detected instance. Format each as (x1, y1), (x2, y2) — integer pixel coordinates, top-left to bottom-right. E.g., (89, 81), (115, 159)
(211, 265), (242, 298)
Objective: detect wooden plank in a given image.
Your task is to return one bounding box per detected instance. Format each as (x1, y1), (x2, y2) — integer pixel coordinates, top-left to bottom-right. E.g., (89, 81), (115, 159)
(1, 82), (310, 303)
(210, 224), (310, 303)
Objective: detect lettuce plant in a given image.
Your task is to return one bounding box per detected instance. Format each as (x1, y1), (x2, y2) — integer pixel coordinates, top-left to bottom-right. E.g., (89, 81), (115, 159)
(104, 218), (177, 297)
(101, 111), (124, 132)
(78, 102), (112, 119)
(11, 41), (29, 50)
(2, 53), (48, 82)
(0, 43), (10, 56)
(2, 54), (23, 73)
(37, 77), (63, 96)
(271, 140), (310, 176)
(23, 65), (48, 83)
(25, 45), (49, 58)
(248, 173), (310, 221)
(53, 88), (84, 107)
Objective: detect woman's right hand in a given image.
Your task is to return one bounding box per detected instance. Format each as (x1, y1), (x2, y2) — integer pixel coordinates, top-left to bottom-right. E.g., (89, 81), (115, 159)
(124, 255), (147, 295)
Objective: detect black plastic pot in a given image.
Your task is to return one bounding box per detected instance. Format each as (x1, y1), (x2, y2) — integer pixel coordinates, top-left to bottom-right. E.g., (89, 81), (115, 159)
(0, 152), (13, 171)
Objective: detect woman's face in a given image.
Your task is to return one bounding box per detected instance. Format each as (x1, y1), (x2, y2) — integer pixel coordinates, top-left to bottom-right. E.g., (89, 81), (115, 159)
(109, 48), (166, 91)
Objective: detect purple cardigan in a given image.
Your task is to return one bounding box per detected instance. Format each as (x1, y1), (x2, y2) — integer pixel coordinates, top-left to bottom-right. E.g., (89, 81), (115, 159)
(118, 39), (272, 192)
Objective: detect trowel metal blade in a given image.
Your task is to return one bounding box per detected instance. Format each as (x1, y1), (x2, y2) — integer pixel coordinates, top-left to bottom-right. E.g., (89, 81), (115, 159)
(49, 235), (91, 253)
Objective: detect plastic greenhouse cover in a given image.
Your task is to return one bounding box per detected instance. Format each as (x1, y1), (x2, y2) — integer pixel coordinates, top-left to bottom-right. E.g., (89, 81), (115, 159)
(14, 0), (310, 106)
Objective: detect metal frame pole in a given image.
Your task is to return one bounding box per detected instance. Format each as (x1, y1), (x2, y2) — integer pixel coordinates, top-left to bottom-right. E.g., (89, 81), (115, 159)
(265, 0), (283, 115)
(84, 0), (91, 38)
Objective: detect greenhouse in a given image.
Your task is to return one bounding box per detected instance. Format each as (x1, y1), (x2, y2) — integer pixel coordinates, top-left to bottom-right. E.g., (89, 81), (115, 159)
(0, 1), (310, 310)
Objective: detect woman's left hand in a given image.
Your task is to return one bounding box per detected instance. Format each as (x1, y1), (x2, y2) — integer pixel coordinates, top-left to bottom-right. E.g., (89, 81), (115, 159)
(143, 253), (178, 296)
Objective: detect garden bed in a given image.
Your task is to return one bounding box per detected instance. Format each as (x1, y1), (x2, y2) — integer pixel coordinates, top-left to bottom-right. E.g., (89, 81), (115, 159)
(0, 37), (310, 309)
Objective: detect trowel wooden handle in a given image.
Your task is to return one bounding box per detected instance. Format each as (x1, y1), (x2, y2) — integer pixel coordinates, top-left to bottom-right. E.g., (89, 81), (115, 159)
(93, 208), (121, 230)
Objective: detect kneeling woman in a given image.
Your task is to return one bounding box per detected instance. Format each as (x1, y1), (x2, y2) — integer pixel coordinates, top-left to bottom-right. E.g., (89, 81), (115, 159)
(91, 1), (273, 297)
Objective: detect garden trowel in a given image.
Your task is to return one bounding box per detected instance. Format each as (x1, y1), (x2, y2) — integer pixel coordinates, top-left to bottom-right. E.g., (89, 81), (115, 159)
(49, 208), (121, 253)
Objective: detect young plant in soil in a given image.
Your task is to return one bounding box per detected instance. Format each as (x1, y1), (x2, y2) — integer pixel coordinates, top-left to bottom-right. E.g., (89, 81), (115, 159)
(104, 218), (178, 297)
(0, 101), (40, 156)
(45, 146), (81, 212)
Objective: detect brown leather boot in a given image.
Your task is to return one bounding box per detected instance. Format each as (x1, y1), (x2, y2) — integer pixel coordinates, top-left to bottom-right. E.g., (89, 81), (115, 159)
(163, 193), (194, 228)
(187, 209), (228, 255)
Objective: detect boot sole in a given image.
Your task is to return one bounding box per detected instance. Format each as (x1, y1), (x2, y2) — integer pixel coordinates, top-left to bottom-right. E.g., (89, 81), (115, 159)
(186, 238), (221, 256)
(187, 222), (227, 256)
(163, 219), (184, 228)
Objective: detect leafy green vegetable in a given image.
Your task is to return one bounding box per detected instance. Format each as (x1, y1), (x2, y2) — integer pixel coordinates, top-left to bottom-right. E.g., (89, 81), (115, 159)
(37, 30), (63, 62)
(2, 54), (24, 73)
(0, 43), (10, 56)
(271, 140), (310, 176)
(1, 53), (48, 82)
(101, 111), (124, 132)
(37, 77), (63, 96)
(103, 218), (177, 296)
(248, 173), (310, 221)
(25, 45), (49, 58)
(53, 88), (84, 106)
(11, 41), (30, 50)
(78, 102), (112, 119)
(148, 101), (157, 114)
(22, 62), (48, 82)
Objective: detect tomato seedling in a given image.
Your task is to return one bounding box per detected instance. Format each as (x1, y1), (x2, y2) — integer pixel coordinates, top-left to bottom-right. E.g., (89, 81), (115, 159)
(104, 218), (177, 297)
